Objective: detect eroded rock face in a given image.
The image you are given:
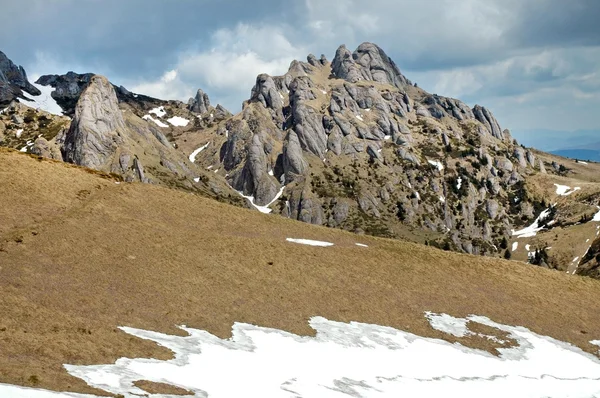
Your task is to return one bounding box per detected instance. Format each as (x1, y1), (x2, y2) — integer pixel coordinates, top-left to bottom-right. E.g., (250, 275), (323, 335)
(331, 43), (410, 88)
(62, 76), (125, 169)
(174, 42), (553, 256)
(0, 51), (41, 106)
(36, 72), (95, 116)
(188, 89), (210, 114)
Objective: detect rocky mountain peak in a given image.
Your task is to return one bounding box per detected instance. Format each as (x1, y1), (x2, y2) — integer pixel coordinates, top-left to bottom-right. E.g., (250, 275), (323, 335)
(0, 51), (41, 106)
(188, 88), (211, 114)
(331, 42), (411, 88)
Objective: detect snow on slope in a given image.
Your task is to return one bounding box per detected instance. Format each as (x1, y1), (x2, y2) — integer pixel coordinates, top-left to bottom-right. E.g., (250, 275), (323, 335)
(428, 159), (444, 171)
(19, 83), (63, 116)
(554, 184), (581, 196)
(189, 142), (209, 162)
(238, 186), (285, 214)
(142, 114), (168, 128)
(512, 208), (552, 238)
(5, 313), (598, 397)
(286, 238), (334, 247)
(167, 116), (190, 127)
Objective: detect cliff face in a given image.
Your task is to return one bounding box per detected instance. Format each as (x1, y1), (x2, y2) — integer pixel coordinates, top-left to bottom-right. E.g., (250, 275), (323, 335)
(0, 50), (40, 106)
(182, 42), (551, 255)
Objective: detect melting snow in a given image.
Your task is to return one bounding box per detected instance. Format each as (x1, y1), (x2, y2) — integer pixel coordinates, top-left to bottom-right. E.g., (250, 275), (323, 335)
(554, 184), (581, 196)
(456, 177), (462, 190)
(189, 142), (209, 162)
(428, 159), (444, 171)
(15, 129), (23, 138)
(355, 115), (364, 121)
(9, 313), (599, 397)
(19, 83), (63, 115)
(268, 170), (274, 176)
(579, 161), (589, 165)
(384, 135), (391, 140)
(141, 115), (168, 128)
(286, 238), (334, 247)
(167, 116), (190, 127)
(238, 185), (285, 214)
(525, 244), (530, 251)
(592, 207), (600, 222)
(512, 242), (519, 252)
(193, 177), (200, 183)
(512, 208), (552, 238)
(355, 243), (369, 248)
(148, 106), (166, 118)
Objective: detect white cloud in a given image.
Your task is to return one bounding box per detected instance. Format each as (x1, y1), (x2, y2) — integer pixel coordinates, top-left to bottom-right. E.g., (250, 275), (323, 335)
(128, 23), (304, 110)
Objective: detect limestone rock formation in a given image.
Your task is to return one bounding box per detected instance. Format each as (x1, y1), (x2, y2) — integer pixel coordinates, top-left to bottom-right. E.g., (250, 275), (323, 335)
(188, 89), (210, 114)
(0, 51), (41, 106)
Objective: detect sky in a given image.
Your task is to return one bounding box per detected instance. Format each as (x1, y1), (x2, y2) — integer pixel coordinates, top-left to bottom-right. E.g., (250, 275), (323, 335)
(2, 0), (599, 150)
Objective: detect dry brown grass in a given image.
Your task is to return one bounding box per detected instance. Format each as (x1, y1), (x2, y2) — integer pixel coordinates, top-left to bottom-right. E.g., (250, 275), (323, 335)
(1, 149), (600, 394)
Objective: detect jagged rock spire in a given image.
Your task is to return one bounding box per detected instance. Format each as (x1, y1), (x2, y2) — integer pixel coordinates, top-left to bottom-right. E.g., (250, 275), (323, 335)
(188, 89), (210, 114)
(331, 43), (411, 88)
(0, 51), (41, 106)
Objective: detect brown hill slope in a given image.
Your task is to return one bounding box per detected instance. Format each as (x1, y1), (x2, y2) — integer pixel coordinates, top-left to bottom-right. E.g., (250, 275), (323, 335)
(1, 148), (600, 394)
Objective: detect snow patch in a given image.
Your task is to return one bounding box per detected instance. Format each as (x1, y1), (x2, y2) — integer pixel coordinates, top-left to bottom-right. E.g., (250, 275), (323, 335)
(15, 129), (23, 138)
(141, 114), (168, 128)
(193, 177), (200, 183)
(456, 177), (462, 190)
(355, 243), (369, 248)
(512, 242), (519, 252)
(238, 185), (285, 214)
(148, 106), (166, 118)
(41, 313), (600, 398)
(384, 135), (391, 140)
(428, 159), (444, 171)
(286, 238), (334, 247)
(439, 195), (446, 204)
(268, 170), (274, 176)
(579, 161), (588, 165)
(19, 83), (63, 115)
(189, 142), (209, 162)
(167, 116), (190, 127)
(554, 184), (581, 196)
(355, 115), (364, 121)
(512, 208), (552, 238)
(592, 207), (600, 222)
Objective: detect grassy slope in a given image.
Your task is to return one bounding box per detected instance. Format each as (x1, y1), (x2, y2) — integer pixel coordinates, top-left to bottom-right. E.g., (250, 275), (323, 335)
(1, 148), (600, 395)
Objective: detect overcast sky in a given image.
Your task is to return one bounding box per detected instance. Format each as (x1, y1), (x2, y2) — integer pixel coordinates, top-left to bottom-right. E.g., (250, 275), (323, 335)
(2, 0), (599, 149)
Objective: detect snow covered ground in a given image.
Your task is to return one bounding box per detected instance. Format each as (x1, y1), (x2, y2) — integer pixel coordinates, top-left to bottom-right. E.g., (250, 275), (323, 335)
(167, 116), (190, 127)
(286, 238), (334, 247)
(188, 143), (209, 162)
(512, 208), (552, 238)
(19, 83), (64, 116)
(148, 106), (166, 118)
(142, 115), (168, 128)
(3, 312), (599, 397)
(427, 159), (444, 171)
(237, 186), (285, 214)
(554, 184), (581, 196)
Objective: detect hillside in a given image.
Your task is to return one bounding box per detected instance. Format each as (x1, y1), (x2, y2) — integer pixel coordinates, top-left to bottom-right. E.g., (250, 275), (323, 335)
(1, 148), (600, 396)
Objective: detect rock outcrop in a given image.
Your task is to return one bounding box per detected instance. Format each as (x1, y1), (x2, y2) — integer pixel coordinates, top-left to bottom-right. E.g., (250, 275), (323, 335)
(62, 75), (125, 169)
(188, 89), (210, 114)
(0, 51), (41, 106)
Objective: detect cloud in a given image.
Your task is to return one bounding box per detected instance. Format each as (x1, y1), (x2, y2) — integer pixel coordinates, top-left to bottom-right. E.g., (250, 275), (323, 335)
(129, 23), (304, 110)
(3, 0), (599, 145)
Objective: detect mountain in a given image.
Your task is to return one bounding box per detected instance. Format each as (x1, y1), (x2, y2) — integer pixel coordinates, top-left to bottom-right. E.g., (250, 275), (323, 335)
(1, 146), (600, 396)
(4, 45), (600, 278)
(550, 149), (600, 162)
